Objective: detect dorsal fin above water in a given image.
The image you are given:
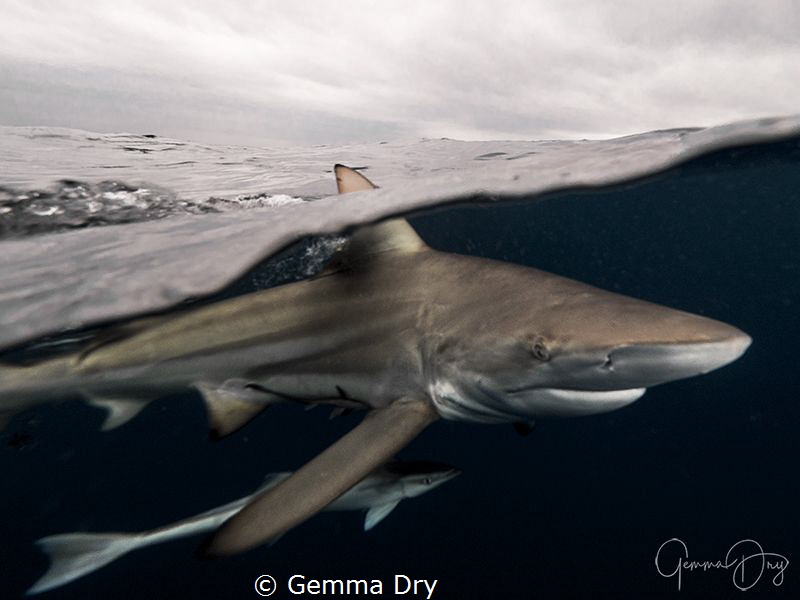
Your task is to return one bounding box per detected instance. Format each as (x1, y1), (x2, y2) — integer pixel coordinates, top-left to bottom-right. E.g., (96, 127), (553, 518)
(334, 164), (377, 194)
(332, 165), (426, 260)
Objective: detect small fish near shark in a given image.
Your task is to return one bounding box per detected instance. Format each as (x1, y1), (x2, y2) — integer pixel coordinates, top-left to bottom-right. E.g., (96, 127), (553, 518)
(28, 461), (460, 594)
(1, 165), (751, 558)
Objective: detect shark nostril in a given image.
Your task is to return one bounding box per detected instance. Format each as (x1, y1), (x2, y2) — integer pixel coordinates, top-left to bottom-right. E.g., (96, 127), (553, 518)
(602, 355), (614, 371)
(530, 336), (551, 361)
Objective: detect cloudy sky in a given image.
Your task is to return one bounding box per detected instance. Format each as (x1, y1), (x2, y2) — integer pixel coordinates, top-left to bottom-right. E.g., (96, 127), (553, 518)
(1, 0), (797, 145)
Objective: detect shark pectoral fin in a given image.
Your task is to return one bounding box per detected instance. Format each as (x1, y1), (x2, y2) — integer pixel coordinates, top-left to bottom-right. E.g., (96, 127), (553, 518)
(86, 395), (151, 431)
(364, 500), (401, 531)
(200, 397), (438, 557)
(194, 381), (277, 440)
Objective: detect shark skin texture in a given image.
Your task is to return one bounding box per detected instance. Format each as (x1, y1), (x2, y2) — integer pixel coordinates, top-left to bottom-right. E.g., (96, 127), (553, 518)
(0, 166), (751, 558)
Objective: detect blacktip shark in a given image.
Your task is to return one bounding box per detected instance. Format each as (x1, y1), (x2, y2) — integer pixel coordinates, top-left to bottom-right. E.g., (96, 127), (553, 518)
(1, 166), (750, 557)
(28, 460), (458, 594)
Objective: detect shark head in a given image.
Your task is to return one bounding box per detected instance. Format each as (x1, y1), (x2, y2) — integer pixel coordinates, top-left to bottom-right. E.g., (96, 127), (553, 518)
(383, 460), (462, 498)
(427, 260), (751, 422)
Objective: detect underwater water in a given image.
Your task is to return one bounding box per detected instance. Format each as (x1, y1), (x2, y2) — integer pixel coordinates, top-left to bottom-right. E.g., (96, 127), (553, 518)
(0, 131), (798, 599)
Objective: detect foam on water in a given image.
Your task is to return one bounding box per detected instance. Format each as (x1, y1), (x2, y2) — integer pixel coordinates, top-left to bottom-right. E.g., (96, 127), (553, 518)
(0, 177), (306, 237)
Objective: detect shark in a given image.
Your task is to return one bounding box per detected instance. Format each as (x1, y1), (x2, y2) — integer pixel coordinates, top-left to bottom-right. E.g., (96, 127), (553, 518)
(28, 460), (459, 594)
(0, 165), (751, 557)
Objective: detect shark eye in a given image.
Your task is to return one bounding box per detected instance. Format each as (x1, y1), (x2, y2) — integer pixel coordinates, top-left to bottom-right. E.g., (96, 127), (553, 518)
(530, 337), (551, 361)
(423, 477), (432, 485)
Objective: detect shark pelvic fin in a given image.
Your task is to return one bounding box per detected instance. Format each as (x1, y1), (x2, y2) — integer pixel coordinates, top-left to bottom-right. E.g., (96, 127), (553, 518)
(194, 381), (276, 440)
(86, 395), (151, 431)
(364, 500), (401, 531)
(200, 397), (439, 557)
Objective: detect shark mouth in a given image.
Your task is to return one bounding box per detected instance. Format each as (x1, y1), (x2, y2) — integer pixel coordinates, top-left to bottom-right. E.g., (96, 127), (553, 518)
(431, 379), (646, 422)
(503, 386), (647, 418)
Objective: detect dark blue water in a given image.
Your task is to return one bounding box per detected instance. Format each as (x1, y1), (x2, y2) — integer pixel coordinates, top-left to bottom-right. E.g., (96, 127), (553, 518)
(2, 139), (798, 599)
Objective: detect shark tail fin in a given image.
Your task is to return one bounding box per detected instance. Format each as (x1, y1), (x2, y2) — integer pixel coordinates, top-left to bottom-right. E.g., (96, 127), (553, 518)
(28, 532), (140, 595)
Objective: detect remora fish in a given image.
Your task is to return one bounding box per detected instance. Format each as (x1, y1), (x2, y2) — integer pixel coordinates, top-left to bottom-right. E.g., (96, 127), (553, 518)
(1, 166), (751, 555)
(28, 461), (459, 594)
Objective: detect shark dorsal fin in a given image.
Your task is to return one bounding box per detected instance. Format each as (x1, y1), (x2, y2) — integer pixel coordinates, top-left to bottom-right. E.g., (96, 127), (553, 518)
(334, 164), (377, 193)
(332, 165), (426, 260)
(345, 219), (426, 257)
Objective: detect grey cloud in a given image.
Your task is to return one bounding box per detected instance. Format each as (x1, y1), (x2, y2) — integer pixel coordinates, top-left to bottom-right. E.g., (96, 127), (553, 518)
(0, 0), (797, 144)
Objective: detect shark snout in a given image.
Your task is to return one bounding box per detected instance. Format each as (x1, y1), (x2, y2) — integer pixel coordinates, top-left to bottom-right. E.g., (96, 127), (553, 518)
(438, 467), (462, 484)
(497, 327), (751, 418)
(601, 327), (751, 388)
